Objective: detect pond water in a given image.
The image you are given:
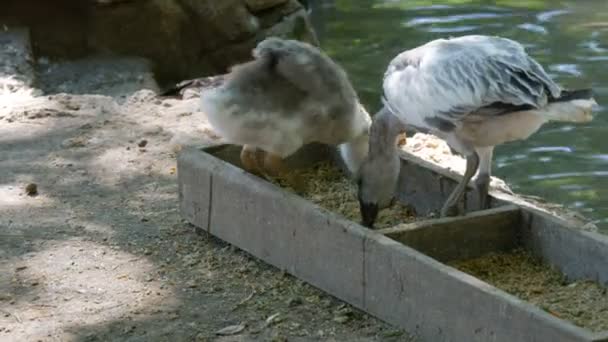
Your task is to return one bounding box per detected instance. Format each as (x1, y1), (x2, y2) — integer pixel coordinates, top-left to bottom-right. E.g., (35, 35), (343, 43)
(308, 0), (608, 232)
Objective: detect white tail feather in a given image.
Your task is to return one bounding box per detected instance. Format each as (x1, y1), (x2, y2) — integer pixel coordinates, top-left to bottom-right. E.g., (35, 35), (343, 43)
(200, 88), (236, 140)
(199, 88), (221, 114)
(540, 98), (597, 123)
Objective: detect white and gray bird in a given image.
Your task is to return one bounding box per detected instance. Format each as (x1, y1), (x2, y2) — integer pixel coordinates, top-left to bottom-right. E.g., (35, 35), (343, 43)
(200, 37), (372, 185)
(357, 35), (597, 227)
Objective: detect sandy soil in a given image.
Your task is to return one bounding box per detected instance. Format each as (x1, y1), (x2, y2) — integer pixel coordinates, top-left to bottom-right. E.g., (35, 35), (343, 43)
(0, 66), (416, 341)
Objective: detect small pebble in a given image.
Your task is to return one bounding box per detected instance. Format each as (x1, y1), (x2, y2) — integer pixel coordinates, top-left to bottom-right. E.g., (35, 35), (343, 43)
(25, 183), (38, 196)
(333, 315), (350, 324)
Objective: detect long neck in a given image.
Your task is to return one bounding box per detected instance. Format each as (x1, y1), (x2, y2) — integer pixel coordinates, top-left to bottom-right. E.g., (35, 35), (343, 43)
(358, 107), (404, 211)
(368, 107), (403, 157)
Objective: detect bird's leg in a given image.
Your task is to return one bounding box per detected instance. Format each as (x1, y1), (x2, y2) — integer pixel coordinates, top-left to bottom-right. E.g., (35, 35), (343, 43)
(396, 132), (407, 147)
(240, 145), (265, 176)
(440, 152), (479, 217)
(262, 152), (287, 176)
(474, 147), (494, 210)
(241, 145), (264, 177)
(475, 173), (490, 210)
(263, 151), (307, 193)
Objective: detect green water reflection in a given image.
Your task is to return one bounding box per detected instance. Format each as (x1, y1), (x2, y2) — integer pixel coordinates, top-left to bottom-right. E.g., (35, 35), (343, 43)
(309, 0), (608, 231)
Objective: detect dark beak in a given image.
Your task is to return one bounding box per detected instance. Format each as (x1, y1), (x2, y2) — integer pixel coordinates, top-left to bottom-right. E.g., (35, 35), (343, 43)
(359, 199), (379, 228)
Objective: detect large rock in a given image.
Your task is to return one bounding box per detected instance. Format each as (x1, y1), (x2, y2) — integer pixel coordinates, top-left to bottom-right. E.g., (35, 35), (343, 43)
(1, 0), (89, 59)
(0, 27), (35, 90)
(245, 0), (289, 12)
(0, 0), (318, 85)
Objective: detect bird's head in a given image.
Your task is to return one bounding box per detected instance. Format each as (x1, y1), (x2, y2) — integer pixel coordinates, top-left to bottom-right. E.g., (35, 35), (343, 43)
(356, 162), (379, 229)
(355, 154), (400, 228)
(355, 108), (404, 229)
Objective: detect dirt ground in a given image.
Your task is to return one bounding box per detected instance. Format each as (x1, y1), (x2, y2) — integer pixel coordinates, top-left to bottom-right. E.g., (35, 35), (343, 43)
(0, 56), (417, 341)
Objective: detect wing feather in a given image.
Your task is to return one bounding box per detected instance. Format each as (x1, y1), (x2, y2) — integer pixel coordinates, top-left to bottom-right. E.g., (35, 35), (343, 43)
(253, 37), (355, 102)
(382, 35), (562, 132)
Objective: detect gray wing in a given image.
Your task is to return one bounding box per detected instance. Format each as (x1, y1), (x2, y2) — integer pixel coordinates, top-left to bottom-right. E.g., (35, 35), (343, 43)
(253, 37), (356, 102)
(382, 36), (562, 132)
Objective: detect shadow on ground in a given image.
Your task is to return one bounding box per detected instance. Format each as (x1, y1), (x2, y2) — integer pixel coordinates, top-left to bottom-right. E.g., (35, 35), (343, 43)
(0, 91), (414, 342)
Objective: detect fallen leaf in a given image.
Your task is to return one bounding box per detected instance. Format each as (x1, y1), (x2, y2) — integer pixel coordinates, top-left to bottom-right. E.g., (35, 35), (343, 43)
(266, 313), (281, 325)
(215, 324), (246, 336)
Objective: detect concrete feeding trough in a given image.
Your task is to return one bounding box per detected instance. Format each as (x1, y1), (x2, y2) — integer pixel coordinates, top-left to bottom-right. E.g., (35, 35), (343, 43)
(178, 143), (608, 342)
